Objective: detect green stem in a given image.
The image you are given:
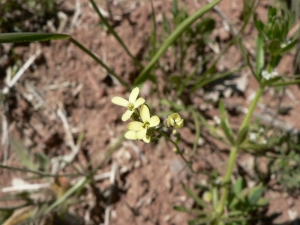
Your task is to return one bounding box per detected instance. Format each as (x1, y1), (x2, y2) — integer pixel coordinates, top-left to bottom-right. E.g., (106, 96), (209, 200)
(157, 130), (194, 173)
(70, 37), (131, 91)
(89, 0), (143, 69)
(216, 85), (264, 216)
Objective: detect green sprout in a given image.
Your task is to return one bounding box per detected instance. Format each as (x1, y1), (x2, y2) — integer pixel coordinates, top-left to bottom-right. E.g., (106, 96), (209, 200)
(111, 87), (145, 121)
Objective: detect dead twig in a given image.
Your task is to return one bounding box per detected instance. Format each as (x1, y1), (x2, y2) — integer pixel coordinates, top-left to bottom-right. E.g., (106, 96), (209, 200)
(51, 107), (81, 174)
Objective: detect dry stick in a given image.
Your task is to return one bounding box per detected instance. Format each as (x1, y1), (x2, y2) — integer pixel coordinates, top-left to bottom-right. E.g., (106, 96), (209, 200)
(70, 0), (82, 29)
(208, 0), (256, 58)
(3, 50), (41, 94)
(105, 162), (118, 225)
(51, 108), (81, 174)
(1, 183), (50, 193)
(1, 102), (9, 165)
(1, 49), (41, 164)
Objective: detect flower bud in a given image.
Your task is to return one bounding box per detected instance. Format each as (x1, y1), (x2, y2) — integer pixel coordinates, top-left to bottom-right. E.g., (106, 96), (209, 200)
(166, 113), (184, 128)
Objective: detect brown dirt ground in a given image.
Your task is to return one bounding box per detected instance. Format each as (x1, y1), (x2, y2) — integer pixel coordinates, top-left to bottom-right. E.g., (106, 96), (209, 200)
(1, 0), (300, 224)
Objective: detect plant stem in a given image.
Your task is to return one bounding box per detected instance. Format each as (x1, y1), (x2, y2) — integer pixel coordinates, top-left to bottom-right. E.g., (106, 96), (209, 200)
(70, 37), (131, 91)
(216, 85), (264, 216)
(89, 0), (143, 69)
(157, 130), (194, 173)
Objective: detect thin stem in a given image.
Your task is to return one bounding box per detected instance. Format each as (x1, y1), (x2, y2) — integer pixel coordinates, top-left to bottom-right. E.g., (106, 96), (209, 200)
(157, 130), (194, 173)
(216, 85), (264, 216)
(70, 37), (131, 91)
(89, 0), (143, 69)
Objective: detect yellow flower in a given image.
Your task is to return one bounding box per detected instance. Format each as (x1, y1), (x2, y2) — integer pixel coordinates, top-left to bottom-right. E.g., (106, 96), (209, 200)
(166, 113), (184, 128)
(111, 87), (145, 121)
(125, 105), (160, 143)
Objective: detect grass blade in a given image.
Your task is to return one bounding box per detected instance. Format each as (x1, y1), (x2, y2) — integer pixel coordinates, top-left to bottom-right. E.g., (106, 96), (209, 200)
(0, 33), (70, 43)
(69, 37), (130, 90)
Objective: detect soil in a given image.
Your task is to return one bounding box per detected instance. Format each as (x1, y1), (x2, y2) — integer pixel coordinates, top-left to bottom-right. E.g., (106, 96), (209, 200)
(1, 0), (300, 224)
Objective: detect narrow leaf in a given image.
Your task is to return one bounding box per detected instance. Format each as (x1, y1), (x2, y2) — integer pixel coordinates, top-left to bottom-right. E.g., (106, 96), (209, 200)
(182, 183), (206, 208)
(248, 184), (264, 205)
(256, 34), (264, 76)
(236, 125), (249, 147)
(219, 101), (235, 144)
(0, 33), (70, 43)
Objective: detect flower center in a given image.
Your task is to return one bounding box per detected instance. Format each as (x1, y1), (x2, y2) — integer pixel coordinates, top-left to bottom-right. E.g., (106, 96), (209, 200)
(127, 103), (134, 111)
(143, 121), (150, 129)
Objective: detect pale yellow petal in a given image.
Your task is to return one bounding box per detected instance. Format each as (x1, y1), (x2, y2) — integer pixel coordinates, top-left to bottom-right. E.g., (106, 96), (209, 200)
(175, 119), (184, 128)
(140, 105), (150, 122)
(134, 98), (145, 108)
(129, 87), (139, 103)
(149, 115), (160, 127)
(122, 110), (133, 121)
(136, 129), (147, 139)
(128, 121), (144, 131)
(112, 97), (128, 107)
(143, 135), (151, 143)
(125, 131), (137, 140)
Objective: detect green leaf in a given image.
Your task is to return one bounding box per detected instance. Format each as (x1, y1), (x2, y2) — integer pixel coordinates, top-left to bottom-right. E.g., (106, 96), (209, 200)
(263, 76), (281, 86)
(10, 138), (37, 170)
(35, 151), (50, 172)
(248, 184), (264, 205)
(173, 205), (191, 213)
(237, 38), (259, 82)
(253, 16), (265, 36)
(219, 101), (235, 145)
(256, 34), (264, 76)
(0, 32), (70, 43)
(256, 197), (269, 206)
(182, 183), (206, 208)
(236, 125), (249, 147)
(162, 13), (172, 35)
(270, 79), (300, 87)
(44, 177), (87, 214)
(233, 177), (247, 196)
(274, 39), (297, 56)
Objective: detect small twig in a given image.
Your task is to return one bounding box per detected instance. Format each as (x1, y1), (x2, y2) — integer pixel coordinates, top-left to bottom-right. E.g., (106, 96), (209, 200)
(70, 0), (82, 29)
(51, 108), (81, 173)
(25, 82), (48, 109)
(1, 183), (50, 193)
(3, 49), (41, 94)
(208, 0), (255, 57)
(1, 101), (9, 165)
(94, 166), (129, 181)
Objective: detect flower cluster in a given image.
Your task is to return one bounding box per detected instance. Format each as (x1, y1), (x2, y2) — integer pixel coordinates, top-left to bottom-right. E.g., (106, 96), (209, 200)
(111, 87), (184, 143)
(261, 69), (278, 80)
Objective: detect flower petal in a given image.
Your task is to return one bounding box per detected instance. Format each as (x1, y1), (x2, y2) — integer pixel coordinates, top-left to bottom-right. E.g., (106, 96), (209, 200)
(129, 87), (139, 103)
(111, 97), (128, 107)
(125, 131), (137, 140)
(122, 110), (134, 121)
(149, 115), (160, 127)
(134, 98), (145, 108)
(128, 121), (144, 131)
(143, 135), (151, 143)
(175, 119), (184, 128)
(136, 129), (147, 139)
(140, 105), (150, 122)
